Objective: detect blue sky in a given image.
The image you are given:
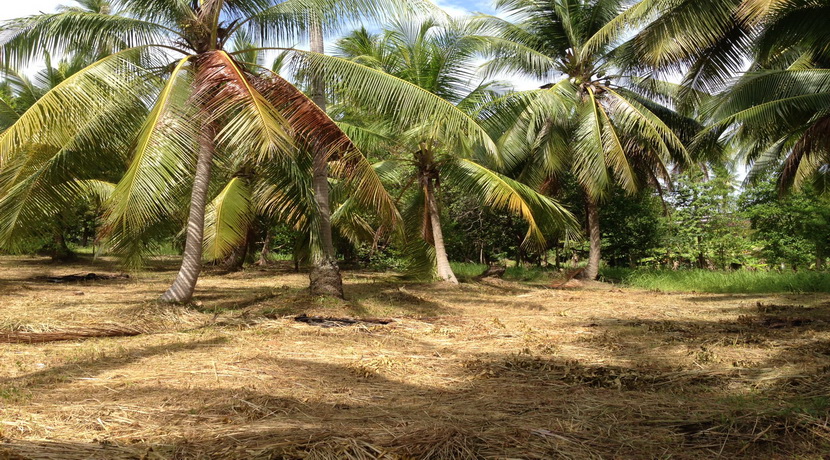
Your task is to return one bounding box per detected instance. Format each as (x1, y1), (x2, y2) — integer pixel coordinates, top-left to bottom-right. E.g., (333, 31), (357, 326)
(0, 1), (500, 22)
(0, 1), (542, 88)
(436, 0), (498, 16)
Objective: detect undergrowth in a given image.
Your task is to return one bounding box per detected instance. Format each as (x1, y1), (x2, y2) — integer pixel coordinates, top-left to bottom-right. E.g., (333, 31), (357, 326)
(602, 268), (830, 293)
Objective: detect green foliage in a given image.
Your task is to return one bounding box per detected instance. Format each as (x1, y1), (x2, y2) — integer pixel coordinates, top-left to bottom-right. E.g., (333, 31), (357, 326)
(600, 187), (665, 267)
(443, 184), (529, 264)
(449, 262), (487, 280)
(741, 175), (830, 269)
(604, 268), (830, 294)
(0, 0), (829, 288)
(663, 167), (754, 269)
(503, 265), (549, 282)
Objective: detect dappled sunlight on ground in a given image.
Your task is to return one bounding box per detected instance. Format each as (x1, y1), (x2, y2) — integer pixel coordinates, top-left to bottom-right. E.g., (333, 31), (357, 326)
(1, 256), (829, 458)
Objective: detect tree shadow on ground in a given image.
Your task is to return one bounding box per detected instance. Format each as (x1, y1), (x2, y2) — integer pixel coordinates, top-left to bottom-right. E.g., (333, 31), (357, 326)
(1, 337), (228, 388)
(2, 350), (828, 459)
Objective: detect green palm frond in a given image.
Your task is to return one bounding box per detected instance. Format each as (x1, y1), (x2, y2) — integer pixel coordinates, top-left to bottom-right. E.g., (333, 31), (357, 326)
(572, 95), (613, 199)
(103, 56), (197, 259)
(287, 50), (500, 163)
(0, 48), (154, 166)
(443, 157), (578, 249)
(711, 69), (830, 130)
(330, 197), (375, 246)
(203, 176), (254, 262)
(331, 148), (400, 229)
(0, 12), (175, 68)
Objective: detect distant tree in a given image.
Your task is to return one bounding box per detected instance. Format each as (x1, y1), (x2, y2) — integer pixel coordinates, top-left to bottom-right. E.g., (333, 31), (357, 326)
(664, 167), (753, 270)
(741, 174), (830, 270)
(480, 0), (698, 280)
(335, 18), (575, 283)
(0, 0), (487, 302)
(599, 187), (665, 268)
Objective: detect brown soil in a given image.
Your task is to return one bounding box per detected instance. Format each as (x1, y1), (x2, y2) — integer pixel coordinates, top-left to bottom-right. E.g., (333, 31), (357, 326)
(1, 256), (829, 459)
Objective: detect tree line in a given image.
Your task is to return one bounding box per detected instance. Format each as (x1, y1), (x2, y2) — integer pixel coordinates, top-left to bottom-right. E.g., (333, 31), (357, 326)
(0, 0), (828, 301)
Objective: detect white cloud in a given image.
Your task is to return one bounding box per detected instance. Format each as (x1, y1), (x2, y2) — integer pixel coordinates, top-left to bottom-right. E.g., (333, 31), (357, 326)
(434, 1), (471, 18)
(433, 0), (498, 18)
(0, 0), (63, 21)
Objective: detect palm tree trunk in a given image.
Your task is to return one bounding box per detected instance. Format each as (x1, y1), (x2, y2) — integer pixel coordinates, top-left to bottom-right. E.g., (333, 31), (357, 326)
(307, 16), (344, 298)
(51, 227), (75, 262)
(583, 195), (601, 280)
(425, 177), (458, 284)
(257, 225), (272, 265)
(160, 123), (215, 303)
(223, 225), (254, 271)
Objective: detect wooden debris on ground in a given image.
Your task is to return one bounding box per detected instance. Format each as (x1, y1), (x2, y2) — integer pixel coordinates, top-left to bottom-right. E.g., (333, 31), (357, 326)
(1, 326), (142, 344)
(293, 314), (393, 328)
(551, 267), (585, 289)
(474, 264), (506, 280)
(40, 273), (130, 283)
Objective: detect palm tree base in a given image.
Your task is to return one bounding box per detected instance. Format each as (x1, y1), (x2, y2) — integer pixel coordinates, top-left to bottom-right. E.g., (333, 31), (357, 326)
(309, 259), (344, 298)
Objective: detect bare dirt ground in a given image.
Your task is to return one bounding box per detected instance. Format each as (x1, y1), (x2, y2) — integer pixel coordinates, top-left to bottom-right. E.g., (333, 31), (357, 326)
(1, 256), (829, 459)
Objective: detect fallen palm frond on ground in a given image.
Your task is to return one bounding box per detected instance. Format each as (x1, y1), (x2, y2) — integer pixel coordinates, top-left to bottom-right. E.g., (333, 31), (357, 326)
(1, 325), (142, 343)
(1, 256), (829, 459)
(292, 314), (394, 328)
(39, 273), (131, 283)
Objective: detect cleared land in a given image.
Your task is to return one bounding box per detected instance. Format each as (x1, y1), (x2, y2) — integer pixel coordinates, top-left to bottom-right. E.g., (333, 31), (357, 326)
(1, 256), (829, 459)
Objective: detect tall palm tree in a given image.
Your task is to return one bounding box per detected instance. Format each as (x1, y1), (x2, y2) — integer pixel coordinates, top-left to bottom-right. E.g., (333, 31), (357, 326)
(307, 13), (343, 297)
(335, 18), (576, 283)
(477, 0), (694, 279)
(0, 0), (496, 302)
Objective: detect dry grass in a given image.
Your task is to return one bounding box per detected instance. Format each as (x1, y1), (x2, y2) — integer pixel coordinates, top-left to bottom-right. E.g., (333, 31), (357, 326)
(1, 255), (830, 459)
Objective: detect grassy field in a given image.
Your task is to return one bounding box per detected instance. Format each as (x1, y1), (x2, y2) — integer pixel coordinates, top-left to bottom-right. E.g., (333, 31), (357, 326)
(603, 267), (830, 293)
(2, 256), (830, 458)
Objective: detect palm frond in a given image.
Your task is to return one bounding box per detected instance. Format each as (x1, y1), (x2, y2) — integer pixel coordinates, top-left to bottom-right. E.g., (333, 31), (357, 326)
(102, 55), (197, 261)
(287, 50), (500, 163)
(203, 176), (254, 261)
(443, 157), (578, 249)
(0, 12), (175, 68)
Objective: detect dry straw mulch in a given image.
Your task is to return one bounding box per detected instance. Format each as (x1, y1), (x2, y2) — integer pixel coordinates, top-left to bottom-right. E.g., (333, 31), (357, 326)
(1, 256), (830, 459)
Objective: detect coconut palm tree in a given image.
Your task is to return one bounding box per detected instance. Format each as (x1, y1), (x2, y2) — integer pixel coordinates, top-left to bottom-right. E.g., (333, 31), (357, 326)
(335, 18), (576, 283)
(476, 0), (695, 279)
(617, 0), (830, 190)
(0, 0), (497, 302)
(0, 54), (118, 261)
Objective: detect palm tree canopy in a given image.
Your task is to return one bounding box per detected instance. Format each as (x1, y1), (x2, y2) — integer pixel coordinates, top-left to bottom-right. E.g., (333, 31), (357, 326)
(0, 0), (498, 262)
(617, 0), (830, 191)
(476, 0), (696, 201)
(334, 16), (577, 255)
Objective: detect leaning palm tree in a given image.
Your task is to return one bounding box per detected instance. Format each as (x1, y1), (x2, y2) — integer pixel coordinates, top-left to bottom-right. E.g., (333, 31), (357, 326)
(335, 18), (576, 283)
(477, 0), (694, 279)
(0, 0), (497, 302)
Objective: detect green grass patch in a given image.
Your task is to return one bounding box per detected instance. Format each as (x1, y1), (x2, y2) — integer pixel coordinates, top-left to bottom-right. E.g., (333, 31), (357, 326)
(450, 262), (554, 283)
(450, 262), (487, 280)
(504, 265), (549, 282)
(601, 267), (830, 293)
